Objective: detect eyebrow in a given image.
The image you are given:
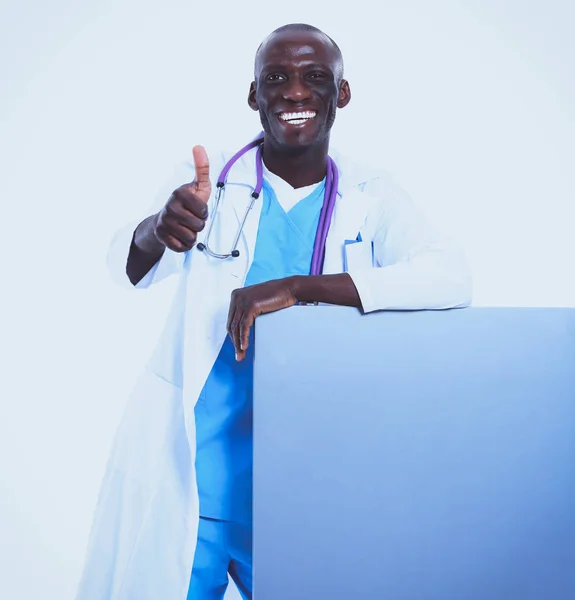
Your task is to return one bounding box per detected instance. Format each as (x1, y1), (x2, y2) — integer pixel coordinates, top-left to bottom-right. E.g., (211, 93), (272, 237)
(261, 62), (333, 74)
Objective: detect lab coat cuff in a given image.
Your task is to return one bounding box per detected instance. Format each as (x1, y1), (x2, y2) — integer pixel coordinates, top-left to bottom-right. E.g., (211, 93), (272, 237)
(106, 221), (140, 289)
(106, 221), (184, 289)
(346, 267), (379, 314)
(347, 257), (473, 314)
(136, 247), (185, 289)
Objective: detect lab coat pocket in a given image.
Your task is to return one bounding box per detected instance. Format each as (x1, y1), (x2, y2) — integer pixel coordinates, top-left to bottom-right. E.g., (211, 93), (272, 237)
(344, 240), (374, 272)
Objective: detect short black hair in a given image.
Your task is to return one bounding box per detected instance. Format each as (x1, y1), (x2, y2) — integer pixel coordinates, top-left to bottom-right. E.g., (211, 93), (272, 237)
(254, 23), (344, 81)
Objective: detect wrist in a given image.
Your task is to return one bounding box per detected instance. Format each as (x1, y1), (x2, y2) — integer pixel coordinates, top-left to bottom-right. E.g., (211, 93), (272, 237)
(289, 275), (308, 303)
(134, 213), (165, 255)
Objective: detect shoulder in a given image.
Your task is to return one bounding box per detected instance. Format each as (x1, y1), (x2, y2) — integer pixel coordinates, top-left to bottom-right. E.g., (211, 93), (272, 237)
(331, 148), (437, 245)
(330, 147), (379, 188)
(332, 148), (418, 223)
(331, 147), (412, 204)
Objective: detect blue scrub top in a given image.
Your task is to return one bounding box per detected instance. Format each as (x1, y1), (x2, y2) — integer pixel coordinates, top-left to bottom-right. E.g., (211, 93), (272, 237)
(194, 178), (325, 523)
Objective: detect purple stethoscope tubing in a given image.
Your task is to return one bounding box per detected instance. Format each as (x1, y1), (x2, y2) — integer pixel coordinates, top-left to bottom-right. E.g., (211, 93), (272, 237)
(197, 135), (337, 276)
(310, 156), (338, 276)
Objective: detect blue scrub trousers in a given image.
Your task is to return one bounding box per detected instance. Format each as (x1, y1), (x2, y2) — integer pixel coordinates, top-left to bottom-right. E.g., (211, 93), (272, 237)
(187, 517), (252, 600)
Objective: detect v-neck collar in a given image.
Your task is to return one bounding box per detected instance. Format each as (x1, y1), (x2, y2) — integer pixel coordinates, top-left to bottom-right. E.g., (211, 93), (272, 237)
(262, 163), (323, 213)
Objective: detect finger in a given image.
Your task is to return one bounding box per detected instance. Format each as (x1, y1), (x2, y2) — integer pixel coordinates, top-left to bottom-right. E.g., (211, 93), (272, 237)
(172, 186), (209, 220)
(156, 220), (197, 250)
(164, 200), (206, 231)
(230, 308), (244, 361)
(192, 145), (210, 191)
(239, 310), (255, 354)
(162, 232), (191, 253)
(226, 302), (240, 358)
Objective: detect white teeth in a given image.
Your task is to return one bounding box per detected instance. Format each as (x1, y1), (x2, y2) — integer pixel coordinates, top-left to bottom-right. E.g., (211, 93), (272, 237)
(279, 111), (316, 122)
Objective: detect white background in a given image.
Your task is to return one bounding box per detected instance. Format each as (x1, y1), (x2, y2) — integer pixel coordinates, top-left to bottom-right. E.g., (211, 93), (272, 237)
(1, 1), (574, 599)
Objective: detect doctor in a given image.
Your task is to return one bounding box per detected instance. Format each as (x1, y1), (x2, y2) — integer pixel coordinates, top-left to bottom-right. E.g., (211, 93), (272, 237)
(76, 22), (472, 600)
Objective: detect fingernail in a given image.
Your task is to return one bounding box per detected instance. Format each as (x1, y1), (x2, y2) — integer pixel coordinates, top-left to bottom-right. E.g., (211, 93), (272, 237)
(235, 352), (239, 361)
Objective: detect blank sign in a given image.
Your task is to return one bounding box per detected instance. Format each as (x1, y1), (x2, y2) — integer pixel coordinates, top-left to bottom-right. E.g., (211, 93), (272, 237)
(253, 306), (575, 600)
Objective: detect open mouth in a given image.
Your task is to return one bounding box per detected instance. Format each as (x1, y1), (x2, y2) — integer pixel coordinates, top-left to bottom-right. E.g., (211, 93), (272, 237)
(278, 111), (317, 125)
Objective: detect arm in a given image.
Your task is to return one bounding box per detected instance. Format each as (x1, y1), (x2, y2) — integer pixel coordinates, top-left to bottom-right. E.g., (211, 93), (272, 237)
(226, 274), (362, 361)
(346, 176), (472, 312)
(227, 178), (471, 360)
(109, 146), (212, 288)
(291, 273), (361, 307)
(126, 214), (166, 286)
(228, 238), (470, 362)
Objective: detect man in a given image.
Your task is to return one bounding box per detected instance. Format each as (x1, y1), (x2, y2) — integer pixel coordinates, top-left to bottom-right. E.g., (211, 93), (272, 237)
(76, 23), (471, 600)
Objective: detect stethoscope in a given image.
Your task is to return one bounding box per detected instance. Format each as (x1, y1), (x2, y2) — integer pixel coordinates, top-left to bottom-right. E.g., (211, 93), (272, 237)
(196, 134), (339, 276)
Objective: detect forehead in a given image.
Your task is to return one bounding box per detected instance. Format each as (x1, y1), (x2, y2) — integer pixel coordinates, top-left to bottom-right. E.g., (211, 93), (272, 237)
(256, 30), (338, 72)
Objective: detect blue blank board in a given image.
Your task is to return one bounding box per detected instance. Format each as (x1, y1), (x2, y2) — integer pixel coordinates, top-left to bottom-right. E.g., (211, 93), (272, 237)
(253, 306), (575, 600)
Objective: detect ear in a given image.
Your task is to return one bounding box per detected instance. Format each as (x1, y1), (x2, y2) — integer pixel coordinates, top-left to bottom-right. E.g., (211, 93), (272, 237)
(337, 79), (351, 109)
(248, 82), (258, 111)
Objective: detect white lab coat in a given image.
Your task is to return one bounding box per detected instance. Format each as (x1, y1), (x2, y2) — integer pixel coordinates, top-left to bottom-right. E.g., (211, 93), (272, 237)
(76, 144), (472, 600)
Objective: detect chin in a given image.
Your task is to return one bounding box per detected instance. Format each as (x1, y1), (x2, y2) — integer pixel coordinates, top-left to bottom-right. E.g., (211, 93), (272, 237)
(272, 125), (327, 150)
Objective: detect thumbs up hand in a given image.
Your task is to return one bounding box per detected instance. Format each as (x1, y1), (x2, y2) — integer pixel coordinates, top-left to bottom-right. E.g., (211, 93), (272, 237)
(153, 145), (212, 252)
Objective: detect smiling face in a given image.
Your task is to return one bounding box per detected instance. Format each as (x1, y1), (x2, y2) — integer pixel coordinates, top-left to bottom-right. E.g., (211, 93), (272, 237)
(248, 29), (351, 152)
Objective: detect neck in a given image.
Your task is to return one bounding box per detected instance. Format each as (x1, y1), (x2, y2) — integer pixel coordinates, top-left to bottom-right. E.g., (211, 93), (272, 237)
(261, 137), (329, 189)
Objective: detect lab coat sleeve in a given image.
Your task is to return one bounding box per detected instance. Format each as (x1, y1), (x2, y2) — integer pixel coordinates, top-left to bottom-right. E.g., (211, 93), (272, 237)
(346, 176), (473, 313)
(106, 161), (196, 289)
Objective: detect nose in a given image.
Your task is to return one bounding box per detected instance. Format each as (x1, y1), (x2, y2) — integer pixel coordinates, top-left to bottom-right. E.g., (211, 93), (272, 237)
(282, 75), (312, 103)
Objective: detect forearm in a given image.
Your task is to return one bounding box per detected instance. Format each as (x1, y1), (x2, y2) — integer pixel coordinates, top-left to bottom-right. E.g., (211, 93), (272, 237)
(291, 273), (362, 308)
(126, 214), (166, 285)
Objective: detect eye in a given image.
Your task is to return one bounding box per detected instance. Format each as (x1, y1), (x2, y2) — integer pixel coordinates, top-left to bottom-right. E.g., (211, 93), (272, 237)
(307, 72), (327, 80)
(265, 73), (285, 82)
